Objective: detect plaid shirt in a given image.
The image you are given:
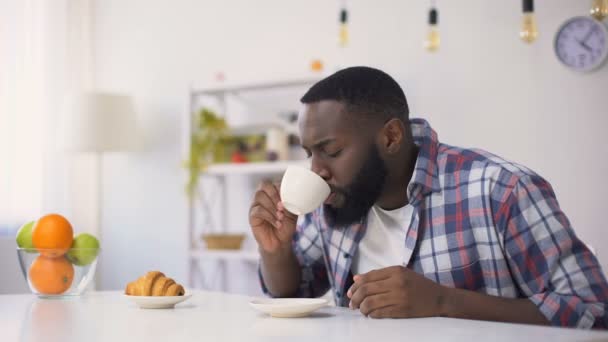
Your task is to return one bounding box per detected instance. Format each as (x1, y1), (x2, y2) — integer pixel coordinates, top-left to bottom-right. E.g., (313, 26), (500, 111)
(260, 118), (608, 329)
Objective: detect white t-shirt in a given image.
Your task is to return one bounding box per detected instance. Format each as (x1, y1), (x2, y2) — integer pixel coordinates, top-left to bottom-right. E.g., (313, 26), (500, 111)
(351, 204), (415, 275)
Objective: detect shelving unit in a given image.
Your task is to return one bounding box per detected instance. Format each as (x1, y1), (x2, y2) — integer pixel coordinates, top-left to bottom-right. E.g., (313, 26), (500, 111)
(204, 160), (308, 176)
(186, 78), (317, 291)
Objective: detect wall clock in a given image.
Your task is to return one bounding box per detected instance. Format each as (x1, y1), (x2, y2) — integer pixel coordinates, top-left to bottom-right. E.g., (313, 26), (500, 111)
(554, 16), (608, 72)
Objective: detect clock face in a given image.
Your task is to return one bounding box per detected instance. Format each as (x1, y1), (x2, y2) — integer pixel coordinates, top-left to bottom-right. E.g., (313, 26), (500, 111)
(554, 16), (608, 72)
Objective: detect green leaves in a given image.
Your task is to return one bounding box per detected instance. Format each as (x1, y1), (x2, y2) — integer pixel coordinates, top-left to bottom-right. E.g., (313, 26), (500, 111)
(186, 108), (229, 197)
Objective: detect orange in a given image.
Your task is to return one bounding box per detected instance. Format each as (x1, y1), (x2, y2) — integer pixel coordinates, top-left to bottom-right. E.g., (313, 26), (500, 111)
(29, 256), (74, 295)
(32, 214), (73, 257)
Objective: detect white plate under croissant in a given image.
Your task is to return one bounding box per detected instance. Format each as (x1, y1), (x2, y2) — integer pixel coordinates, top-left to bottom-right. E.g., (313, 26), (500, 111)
(125, 293), (192, 309)
(124, 270), (192, 309)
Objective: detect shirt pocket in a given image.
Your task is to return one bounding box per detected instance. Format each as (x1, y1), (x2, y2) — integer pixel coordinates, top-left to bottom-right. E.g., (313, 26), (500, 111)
(422, 259), (486, 291)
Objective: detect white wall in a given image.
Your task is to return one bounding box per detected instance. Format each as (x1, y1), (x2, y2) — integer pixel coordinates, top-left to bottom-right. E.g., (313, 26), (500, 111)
(93, 0), (608, 292)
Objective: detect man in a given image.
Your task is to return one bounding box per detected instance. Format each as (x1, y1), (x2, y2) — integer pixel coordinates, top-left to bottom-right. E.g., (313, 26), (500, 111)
(248, 66), (608, 328)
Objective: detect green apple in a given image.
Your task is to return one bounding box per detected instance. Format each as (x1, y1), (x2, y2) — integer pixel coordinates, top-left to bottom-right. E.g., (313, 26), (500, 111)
(16, 221), (35, 251)
(67, 233), (100, 266)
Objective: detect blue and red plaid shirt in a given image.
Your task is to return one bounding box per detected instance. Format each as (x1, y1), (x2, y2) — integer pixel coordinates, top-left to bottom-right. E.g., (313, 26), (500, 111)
(260, 118), (608, 329)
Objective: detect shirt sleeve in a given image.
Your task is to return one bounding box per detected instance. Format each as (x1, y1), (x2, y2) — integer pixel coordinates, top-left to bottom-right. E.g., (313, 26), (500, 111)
(259, 213), (330, 298)
(494, 172), (608, 329)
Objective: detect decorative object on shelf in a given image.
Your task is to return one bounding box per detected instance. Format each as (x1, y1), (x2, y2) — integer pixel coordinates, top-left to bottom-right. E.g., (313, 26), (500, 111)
(554, 16), (608, 72)
(339, 0), (349, 47)
(590, 0), (608, 21)
(520, 0), (538, 43)
(265, 127), (289, 161)
(186, 108), (229, 197)
(224, 132), (266, 162)
(424, 2), (440, 52)
(278, 110), (299, 125)
(230, 141), (248, 163)
(202, 233), (246, 250)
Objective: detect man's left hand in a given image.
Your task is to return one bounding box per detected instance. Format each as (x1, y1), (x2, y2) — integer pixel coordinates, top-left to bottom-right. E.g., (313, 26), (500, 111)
(347, 266), (447, 318)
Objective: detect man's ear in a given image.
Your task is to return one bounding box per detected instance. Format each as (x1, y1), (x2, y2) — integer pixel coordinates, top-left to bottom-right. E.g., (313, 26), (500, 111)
(379, 118), (405, 155)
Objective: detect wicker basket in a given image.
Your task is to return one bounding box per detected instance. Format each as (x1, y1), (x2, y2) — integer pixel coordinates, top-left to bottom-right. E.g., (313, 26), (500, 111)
(201, 233), (246, 250)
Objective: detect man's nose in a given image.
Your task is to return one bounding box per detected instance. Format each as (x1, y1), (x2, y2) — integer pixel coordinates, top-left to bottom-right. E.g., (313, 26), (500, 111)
(310, 157), (331, 181)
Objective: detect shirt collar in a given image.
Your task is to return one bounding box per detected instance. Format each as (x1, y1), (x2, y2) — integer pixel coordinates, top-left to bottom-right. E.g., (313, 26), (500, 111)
(408, 118), (441, 199)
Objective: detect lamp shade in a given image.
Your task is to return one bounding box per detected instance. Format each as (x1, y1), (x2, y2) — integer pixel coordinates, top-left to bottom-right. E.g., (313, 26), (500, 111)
(63, 92), (137, 152)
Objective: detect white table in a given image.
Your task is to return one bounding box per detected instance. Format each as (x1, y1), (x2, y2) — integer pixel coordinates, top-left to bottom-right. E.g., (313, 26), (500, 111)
(1, 291), (606, 342)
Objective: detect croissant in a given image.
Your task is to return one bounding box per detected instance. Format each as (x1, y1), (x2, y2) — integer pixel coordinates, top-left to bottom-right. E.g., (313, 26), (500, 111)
(125, 271), (185, 296)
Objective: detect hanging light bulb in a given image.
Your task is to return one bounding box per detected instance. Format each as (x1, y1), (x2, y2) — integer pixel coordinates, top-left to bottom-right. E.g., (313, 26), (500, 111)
(590, 0), (608, 21)
(520, 0), (538, 43)
(339, 7), (349, 47)
(424, 7), (440, 52)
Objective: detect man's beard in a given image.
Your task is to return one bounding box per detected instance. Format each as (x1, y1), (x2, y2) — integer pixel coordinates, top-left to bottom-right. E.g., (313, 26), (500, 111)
(324, 145), (388, 227)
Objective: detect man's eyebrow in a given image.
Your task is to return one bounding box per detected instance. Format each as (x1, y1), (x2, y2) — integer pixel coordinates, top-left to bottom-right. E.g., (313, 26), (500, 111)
(310, 138), (336, 149)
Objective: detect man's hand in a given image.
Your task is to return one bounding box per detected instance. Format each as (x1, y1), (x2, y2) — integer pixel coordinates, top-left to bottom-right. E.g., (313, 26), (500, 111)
(251, 180), (302, 297)
(249, 180), (298, 254)
(347, 266), (446, 318)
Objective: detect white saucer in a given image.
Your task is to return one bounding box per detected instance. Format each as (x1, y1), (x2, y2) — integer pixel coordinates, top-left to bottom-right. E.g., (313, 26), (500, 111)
(249, 298), (328, 318)
(124, 293), (193, 309)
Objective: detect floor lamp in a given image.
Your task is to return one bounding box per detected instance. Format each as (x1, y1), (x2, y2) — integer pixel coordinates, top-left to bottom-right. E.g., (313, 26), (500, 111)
(63, 92), (137, 289)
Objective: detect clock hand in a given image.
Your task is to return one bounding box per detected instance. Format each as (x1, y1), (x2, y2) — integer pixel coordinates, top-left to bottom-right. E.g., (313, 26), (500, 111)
(575, 37), (593, 53)
(582, 41), (593, 52)
(582, 27), (594, 44)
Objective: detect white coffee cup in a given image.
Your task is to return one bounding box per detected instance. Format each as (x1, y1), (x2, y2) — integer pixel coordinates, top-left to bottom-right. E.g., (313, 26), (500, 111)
(280, 166), (330, 215)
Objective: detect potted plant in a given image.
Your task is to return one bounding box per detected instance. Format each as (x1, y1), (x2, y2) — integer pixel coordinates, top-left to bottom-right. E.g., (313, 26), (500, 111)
(185, 108), (229, 198)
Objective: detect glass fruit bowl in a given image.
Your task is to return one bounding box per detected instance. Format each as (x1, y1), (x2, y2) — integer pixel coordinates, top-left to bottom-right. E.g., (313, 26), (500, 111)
(17, 247), (99, 298)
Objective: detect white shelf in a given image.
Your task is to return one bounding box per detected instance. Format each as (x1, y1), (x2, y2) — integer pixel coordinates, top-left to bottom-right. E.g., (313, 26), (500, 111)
(204, 160), (309, 176)
(190, 249), (259, 262)
(188, 77), (315, 290)
(192, 78), (320, 96)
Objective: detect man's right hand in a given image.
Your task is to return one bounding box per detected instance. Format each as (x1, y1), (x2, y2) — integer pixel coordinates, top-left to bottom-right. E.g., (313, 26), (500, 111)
(249, 181), (298, 254)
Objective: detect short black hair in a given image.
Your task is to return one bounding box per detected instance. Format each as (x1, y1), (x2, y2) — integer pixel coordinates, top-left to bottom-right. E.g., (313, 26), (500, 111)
(300, 66), (409, 123)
